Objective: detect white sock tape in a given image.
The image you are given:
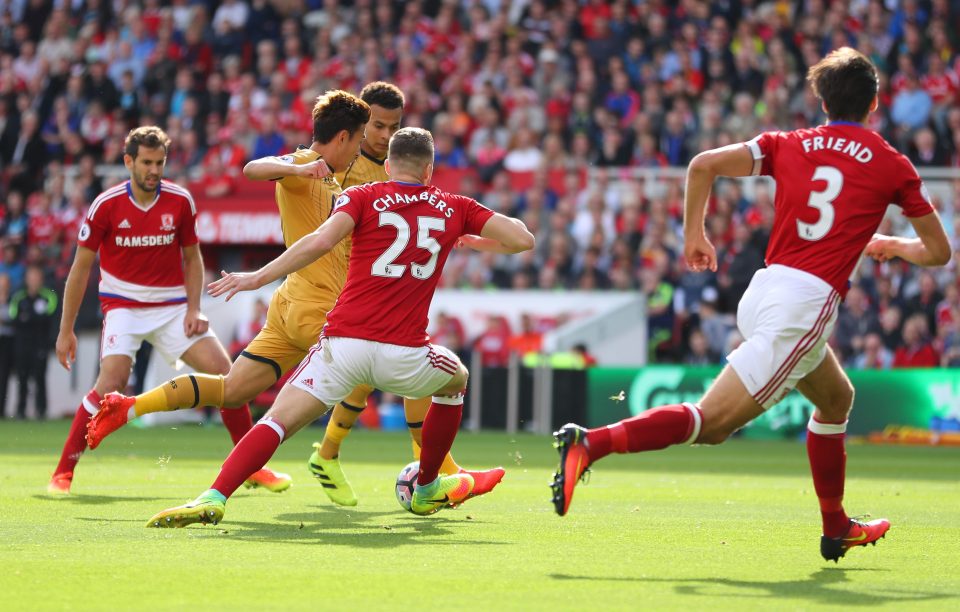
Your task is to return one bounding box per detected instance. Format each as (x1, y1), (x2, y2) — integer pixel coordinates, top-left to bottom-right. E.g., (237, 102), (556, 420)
(258, 417), (286, 441)
(682, 402), (702, 445)
(807, 417), (847, 435)
(432, 395), (464, 406)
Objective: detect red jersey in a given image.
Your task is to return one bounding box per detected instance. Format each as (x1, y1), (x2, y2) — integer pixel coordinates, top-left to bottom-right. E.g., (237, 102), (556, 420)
(747, 123), (934, 296)
(324, 181), (495, 346)
(28, 211), (58, 247)
(78, 180), (199, 312)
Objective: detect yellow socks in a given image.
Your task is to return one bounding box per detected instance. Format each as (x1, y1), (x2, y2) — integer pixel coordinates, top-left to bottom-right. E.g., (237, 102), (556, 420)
(411, 439), (462, 475)
(317, 400), (365, 458)
(134, 374), (225, 417)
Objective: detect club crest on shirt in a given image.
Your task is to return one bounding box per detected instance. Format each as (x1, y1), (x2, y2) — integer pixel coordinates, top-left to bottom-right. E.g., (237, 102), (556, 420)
(160, 213), (175, 231)
(105, 334), (118, 349)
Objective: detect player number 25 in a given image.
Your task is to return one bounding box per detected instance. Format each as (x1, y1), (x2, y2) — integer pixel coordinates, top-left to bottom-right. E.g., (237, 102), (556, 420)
(797, 165), (842, 241)
(372, 212), (445, 280)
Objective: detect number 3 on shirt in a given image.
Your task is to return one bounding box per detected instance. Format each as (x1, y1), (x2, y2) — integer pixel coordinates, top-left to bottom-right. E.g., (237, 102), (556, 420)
(798, 166), (842, 241)
(372, 212), (445, 280)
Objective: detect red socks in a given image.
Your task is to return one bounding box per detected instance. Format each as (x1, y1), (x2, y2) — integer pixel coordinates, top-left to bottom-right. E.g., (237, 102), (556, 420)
(210, 418), (285, 499)
(220, 405), (254, 446)
(53, 390), (100, 476)
(585, 403), (702, 462)
(417, 395), (463, 485)
(807, 416), (849, 538)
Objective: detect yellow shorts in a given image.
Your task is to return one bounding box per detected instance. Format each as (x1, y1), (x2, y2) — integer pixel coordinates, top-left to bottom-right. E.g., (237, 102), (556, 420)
(242, 289), (375, 407)
(241, 290), (330, 378)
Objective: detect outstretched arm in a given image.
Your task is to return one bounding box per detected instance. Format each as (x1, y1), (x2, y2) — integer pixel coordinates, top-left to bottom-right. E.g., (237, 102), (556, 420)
(865, 211), (952, 267)
(243, 155), (331, 182)
(208, 212), (357, 301)
(683, 143), (755, 272)
(459, 213), (535, 254)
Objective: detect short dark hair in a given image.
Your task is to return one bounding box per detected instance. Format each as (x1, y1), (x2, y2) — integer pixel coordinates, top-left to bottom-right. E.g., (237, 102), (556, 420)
(124, 126), (171, 159)
(806, 47), (879, 122)
(388, 127), (434, 169)
(359, 81), (405, 110)
(312, 90), (371, 144)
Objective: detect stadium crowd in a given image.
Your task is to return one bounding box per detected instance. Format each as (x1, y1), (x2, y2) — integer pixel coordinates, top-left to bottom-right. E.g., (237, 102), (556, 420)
(2, 0), (960, 389)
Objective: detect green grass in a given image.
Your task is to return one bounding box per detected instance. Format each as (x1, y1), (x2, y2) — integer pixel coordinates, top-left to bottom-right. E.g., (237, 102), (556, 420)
(1, 421), (958, 611)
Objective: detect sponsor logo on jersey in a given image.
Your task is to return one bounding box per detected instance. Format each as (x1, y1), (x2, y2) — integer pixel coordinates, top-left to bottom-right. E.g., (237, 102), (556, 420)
(114, 234), (177, 247)
(300, 378), (314, 388)
(118, 219), (131, 229)
(160, 213), (176, 231)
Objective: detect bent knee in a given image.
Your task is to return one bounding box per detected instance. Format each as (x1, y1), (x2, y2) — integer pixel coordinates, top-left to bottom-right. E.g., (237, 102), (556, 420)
(818, 383), (855, 422)
(94, 373), (129, 396)
(221, 372), (256, 407)
(436, 364), (468, 397)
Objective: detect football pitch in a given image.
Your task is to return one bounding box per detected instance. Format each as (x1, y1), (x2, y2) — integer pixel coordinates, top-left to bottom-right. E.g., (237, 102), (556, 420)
(2, 422), (958, 611)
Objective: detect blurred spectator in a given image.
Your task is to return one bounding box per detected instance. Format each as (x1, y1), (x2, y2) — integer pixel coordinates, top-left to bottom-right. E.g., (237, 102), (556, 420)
(890, 73), (932, 132)
(698, 286), (734, 358)
(905, 271), (943, 335)
(10, 265), (56, 419)
(250, 114), (284, 160)
(835, 285), (881, 364)
(1, 191), (29, 251)
(893, 314), (939, 368)
(854, 332), (894, 369)
(571, 343), (597, 367)
(508, 313), (543, 356)
(473, 315), (511, 367)
(4, 110), (45, 194)
(685, 328), (717, 365)
(0, 272), (13, 417)
(879, 305), (904, 352)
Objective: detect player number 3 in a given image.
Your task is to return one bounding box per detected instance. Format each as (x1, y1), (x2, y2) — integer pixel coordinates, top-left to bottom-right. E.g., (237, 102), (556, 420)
(798, 165), (842, 241)
(372, 212), (445, 280)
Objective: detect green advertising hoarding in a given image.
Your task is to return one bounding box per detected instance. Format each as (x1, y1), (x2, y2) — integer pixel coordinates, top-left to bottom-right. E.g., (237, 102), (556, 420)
(588, 366), (960, 438)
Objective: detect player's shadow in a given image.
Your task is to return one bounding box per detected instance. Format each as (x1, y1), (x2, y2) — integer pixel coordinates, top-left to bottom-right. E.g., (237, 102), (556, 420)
(206, 506), (503, 548)
(75, 516), (147, 524)
(274, 504), (493, 526)
(550, 567), (954, 607)
(31, 494), (169, 505)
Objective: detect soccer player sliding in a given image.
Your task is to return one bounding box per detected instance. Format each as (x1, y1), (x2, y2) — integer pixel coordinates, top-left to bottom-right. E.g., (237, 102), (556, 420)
(551, 48), (951, 562)
(144, 127), (534, 526)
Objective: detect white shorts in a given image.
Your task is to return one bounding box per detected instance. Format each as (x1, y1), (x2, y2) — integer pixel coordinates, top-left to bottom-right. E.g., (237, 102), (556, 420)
(290, 336), (460, 407)
(100, 304), (217, 367)
(726, 265), (841, 410)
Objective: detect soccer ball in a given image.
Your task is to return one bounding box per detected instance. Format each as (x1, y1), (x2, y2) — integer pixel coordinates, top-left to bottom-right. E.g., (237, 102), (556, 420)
(395, 460), (419, 512)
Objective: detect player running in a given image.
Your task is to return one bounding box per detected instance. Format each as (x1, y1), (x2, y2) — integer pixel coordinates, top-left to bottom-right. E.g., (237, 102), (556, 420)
(84, 91), (368, 470)
(550, 47), (951, 562)
(48, 126), (289, 494)
(144, 127), (534, 526)
(310, 82), (505, 507)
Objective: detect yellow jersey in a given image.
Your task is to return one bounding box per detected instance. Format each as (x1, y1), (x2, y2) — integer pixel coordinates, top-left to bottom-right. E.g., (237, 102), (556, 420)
(336, 149), (388, 189)
(274, 147), (350, 306)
